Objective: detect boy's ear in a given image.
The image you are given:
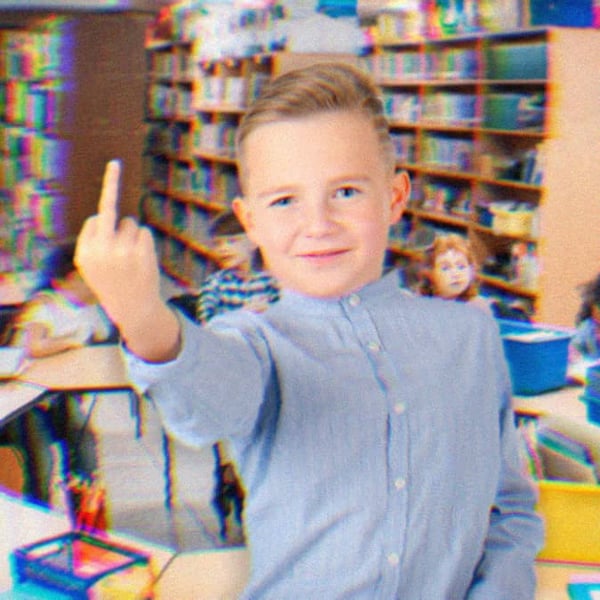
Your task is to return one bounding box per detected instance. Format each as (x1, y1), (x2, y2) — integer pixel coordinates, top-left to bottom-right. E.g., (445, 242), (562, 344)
(232, 196), (259, 244)
(389, 170), (410, 224)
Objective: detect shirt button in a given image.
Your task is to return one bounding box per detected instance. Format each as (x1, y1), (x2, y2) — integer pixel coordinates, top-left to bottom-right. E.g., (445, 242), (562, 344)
(366, 341), (380, 353)
(394, 477), (406, 490)
(348, 294), (361, 307)
(387, 552), (400, 566)
(393, 402), (406, 415)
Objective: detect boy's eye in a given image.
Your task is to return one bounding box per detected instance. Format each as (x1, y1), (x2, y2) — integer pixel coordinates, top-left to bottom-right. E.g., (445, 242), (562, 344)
(268, 196), (293, 208)
(333, 186), (360, 200)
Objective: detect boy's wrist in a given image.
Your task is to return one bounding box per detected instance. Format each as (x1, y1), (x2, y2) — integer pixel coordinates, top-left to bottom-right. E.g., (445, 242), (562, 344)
(119, 300), (181, 363)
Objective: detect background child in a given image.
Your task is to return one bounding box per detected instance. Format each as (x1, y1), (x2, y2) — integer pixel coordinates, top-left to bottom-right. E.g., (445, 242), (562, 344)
(419, 232), (493, 315)
(1, 241), (114, 506)
(569, 273), (600, 363)
(9, 241), (114, 357)
(194, 209), (279, 324)
(75, 63), (542, 599)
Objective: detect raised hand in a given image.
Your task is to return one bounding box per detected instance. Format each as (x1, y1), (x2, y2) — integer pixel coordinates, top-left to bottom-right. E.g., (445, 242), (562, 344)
(75, 160), (180, 361)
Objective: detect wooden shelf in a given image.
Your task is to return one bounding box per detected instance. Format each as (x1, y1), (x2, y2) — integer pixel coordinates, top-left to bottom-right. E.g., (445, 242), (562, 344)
(371, 26), (600, 325)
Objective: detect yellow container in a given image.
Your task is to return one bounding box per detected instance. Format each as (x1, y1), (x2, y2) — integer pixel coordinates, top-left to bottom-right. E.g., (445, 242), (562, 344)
(536, 479), (600, 563)
(490, 204), (534, 237)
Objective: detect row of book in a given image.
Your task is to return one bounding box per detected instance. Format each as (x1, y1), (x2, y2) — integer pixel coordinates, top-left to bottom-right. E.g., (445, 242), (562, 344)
(149, 49), (194, 82)
(421, 135), (475, 172)
(382, 90), (545, 132)
(147, 83), (193, 121)
(421, 93), (479, 126)
(0, 133), (65, 185)
(0, 80), (62, 130)
(144, 192), (214, 246)
(368, 48), (478, 81)
(192, 72), (269, 110)
(155, 234), (214, 288)
(145, 155), (239, 206)
(0, 27), (67, 80)
(193, 122), (237, 158)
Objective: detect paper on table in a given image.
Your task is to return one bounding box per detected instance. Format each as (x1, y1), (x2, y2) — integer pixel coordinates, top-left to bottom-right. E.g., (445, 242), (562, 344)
(0, 348), (25, 379)
(0, 381), (47, 427)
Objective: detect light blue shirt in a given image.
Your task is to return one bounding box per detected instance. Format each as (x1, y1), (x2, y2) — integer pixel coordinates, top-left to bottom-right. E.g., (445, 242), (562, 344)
(127, 271), (543, 599)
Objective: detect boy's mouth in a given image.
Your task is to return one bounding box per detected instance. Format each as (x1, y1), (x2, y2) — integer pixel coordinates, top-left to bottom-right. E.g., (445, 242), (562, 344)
(298, 249), (349, 264)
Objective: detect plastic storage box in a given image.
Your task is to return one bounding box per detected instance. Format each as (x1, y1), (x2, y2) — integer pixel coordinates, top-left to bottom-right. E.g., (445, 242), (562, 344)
(12, 532), (153, 599)
(536, 479), (600, 562)
(579, 364), (600, 424)
(497, 319), (573, 395)
(489, 203), (534, 237)
(581, 394), (600, 425)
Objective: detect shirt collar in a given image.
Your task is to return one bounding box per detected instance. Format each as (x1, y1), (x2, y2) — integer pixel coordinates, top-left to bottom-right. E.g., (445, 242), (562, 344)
(278, 270), (402, 315)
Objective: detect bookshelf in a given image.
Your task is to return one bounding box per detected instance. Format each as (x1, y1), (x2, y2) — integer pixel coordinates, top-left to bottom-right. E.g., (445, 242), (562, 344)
(142, 44), (356, 288)
(367, 26), (600, 326)
(0, 10), (152, 279)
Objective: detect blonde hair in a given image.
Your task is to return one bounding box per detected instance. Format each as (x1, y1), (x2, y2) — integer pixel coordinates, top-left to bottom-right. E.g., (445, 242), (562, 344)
(235, 62), (395, 188)
(421, 233), (479, 301)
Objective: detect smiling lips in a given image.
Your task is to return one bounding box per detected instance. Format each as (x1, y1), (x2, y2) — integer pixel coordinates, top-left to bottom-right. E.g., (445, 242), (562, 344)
(298, 249), (350, 265)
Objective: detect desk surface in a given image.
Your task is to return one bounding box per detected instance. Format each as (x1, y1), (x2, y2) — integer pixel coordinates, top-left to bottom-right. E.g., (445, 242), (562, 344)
(513, 384), (587, 421)
(536, 561), (600, 599)
(16, 345), (130, 392)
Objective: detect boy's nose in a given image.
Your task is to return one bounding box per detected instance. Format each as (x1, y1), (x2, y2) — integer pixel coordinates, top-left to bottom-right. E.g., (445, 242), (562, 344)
(302, 201), (336, 237)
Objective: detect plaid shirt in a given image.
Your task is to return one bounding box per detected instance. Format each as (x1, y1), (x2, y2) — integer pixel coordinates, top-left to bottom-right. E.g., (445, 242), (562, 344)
(195, 268), (280, 324)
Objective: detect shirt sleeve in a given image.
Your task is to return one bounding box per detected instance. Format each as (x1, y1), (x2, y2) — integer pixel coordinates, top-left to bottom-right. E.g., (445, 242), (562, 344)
(123, 312), (272, 448)
(466, 321), (545, 600)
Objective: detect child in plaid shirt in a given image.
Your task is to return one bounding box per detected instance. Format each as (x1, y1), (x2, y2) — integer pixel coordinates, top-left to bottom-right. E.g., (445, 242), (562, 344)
(195, 210), (279, 324)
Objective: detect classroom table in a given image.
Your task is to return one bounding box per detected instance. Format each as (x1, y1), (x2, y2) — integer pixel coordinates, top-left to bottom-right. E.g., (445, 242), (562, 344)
(512, 384), (587, 422)
(16, 344), (130, 393)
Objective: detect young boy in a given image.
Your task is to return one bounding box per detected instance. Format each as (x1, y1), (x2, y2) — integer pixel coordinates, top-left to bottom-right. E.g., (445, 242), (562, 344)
(75, 63), (543, 599)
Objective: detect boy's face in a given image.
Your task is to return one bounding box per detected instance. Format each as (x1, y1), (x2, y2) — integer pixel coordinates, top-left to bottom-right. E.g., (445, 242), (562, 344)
(432, 249), (473, 299)
(213, 233), (255, 271)
(233, 112), (409, 299)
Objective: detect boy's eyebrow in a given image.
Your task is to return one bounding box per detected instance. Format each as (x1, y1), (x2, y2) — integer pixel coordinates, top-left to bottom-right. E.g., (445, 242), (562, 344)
(256, 185), (298, 201)
(256, 175), (373, 200)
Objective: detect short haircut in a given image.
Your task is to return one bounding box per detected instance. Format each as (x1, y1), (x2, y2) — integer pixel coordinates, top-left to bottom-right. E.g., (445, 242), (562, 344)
(41, 240), (77, 285)
(235, 62), (395, 189)
(209, 210), (245, 238)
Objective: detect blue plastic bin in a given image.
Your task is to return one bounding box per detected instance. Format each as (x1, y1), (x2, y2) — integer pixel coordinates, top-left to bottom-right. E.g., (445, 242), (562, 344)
(497, 319), (573, 395)
(580, 394), (600, 426)
(585, 364), (600, 398)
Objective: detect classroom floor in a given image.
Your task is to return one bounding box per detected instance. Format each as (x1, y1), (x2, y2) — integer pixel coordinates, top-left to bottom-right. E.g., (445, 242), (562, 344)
(83, 390), (245, 552)
(79, 275), (245, 553)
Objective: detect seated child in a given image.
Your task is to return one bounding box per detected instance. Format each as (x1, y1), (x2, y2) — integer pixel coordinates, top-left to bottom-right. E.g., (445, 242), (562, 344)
(195, 209), (279, 324)
(75, 63), (543, 599)
(2, 241), (113, 506)
(10, 241), (114, 357)
(419, 233), (494, 316)
(570, 273), (600, 363)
